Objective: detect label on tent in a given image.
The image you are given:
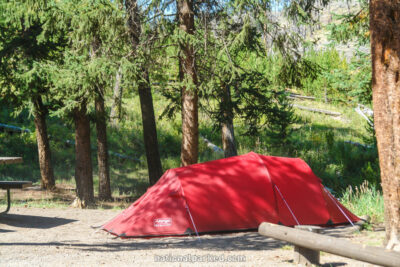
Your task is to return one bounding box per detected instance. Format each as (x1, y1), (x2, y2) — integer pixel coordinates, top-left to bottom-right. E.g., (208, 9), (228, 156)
(154, 218), (172, 227)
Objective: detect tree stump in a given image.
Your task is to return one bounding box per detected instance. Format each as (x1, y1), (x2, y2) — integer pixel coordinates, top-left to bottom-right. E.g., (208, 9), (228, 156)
(294, 225), (322, 266)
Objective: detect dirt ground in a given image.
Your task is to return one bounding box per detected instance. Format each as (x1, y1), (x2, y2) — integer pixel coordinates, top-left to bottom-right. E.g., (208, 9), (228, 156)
(0, 204), (387, 267)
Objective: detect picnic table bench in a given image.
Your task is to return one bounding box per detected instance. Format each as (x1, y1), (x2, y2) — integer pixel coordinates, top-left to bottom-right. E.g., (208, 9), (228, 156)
(0, 157), (32, 214)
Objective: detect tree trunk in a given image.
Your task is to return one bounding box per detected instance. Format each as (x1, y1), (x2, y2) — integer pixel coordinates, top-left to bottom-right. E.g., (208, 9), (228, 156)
(73, 104), (94, 208)
(95, 95), (111, 200)
(221, 84), (237, 158)
(89, 33), (112, 199)
(110, 67), (123, 128)
(125, 0), (163, 184)
(138, 70), (163, 185)
(370, 0), (400, 251)
(178, 0), (199, 166)
(33, 96), (55, 190)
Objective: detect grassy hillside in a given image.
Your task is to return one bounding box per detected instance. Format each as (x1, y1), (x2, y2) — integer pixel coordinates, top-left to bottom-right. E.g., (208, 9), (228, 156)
(0, 93), (384, 221)
(0, 93), (377, 188)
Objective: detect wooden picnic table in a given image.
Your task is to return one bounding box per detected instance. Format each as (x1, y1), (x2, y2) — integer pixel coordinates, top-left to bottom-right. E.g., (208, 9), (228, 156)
(0, 157), (32, 213)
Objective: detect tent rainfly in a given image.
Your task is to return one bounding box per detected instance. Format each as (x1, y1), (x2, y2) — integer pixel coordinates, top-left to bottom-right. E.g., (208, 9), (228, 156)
(102, 152), (359, 238)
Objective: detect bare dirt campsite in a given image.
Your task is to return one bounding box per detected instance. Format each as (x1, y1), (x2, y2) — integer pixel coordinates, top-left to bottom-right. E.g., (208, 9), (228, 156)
(0, 188), (385, 267)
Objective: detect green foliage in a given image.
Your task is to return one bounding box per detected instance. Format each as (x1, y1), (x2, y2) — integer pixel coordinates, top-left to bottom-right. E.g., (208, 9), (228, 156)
(319, 0), (371, 104)
(362, 116), (376, 146)
(287, 100), (379, 193)
(300, 48), (371, 104)
(0, 0), (66, 113)
(277, 57), (321, 88)
(327, 0), (369, 46)
(341, 181), (384, 223)
(44, 0), (127, 116)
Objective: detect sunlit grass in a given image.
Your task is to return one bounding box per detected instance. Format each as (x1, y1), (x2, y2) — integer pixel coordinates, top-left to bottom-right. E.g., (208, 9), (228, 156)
(0, 198), (70, 209)
(340, 181), (384, 224)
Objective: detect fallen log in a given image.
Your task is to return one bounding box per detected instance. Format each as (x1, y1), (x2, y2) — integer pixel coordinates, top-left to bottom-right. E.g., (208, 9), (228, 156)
(200, 135), (224, 153)
(355, 105), (373, 126)
(0, 123), (31, 133)
(258, 222), (400, 267)
(344, 140), (373, 149)
(0, 157), (23, 165)
(292, 104), (341, 117)
(288, 93), (316, 100)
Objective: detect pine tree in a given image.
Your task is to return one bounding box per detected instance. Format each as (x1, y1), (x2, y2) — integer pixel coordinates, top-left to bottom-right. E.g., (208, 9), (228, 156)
(124, 0), (163, 185)
(47, 0), (127, 206)
(0, 0), (65, 189)
(192, 1), (321, 152)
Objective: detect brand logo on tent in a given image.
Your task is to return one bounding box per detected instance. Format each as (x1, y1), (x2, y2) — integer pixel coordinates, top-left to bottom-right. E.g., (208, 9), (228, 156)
(154, 218), (172, 227)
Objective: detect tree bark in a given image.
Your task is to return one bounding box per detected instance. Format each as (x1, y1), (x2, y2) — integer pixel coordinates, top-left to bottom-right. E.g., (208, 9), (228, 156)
(110, 67), (123, 128)
(221, 84), (237, 158)
(89, 33), (112, 200)
(33, 96), (55, 190)
(370, 0), (400, 251)
(73, 104), (94, 208)
(95, 95), (111, 200)
(138, 70), (163, 185)
(178, 0), (199, 166)
(125, 0), (163, 184)
(89, 32), (112, 199)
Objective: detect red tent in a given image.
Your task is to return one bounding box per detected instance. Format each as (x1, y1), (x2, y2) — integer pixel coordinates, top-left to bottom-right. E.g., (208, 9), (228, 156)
(102, 152), (359, 238)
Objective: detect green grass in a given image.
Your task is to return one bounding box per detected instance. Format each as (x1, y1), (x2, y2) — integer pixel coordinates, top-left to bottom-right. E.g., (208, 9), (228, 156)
(286, 99), (379, 192)
(341, 181), (384, 223)
(0, 91), (381, 214)
(0, 199), (70, 209)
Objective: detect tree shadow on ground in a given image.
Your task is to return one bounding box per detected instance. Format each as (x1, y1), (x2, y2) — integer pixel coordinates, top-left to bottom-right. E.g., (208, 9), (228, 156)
(285, 259), (347, 266)
(0, 214), (77, 229)
(0, 232), (288, 252)
(0, 228), (14, 233)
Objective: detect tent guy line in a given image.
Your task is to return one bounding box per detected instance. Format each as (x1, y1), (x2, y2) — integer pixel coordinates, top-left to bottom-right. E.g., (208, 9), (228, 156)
(323, 187), (355, 227)
(274, 184), (301, 226)
(177, 171), (201, 240)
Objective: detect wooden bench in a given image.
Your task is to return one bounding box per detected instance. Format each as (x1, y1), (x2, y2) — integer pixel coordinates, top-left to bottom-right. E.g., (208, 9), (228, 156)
(0, 157), (33, 214)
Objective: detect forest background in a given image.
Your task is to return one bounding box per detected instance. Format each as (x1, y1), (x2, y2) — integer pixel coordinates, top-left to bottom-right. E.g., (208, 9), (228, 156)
(0, 0), (381, 221)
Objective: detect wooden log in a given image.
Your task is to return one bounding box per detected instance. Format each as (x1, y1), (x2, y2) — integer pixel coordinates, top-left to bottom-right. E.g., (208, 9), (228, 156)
(288, 94), (316, 100)
(344, 140), (372, 149)
(355, 105), (373, 126)
(0, 157), (23, 165)
(352, 215), (371, 231)
(292, 104), (341, 117)
(294, 225), (321, 265)
(200, 135), (224, 153)
(258, 222), (400, 267)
